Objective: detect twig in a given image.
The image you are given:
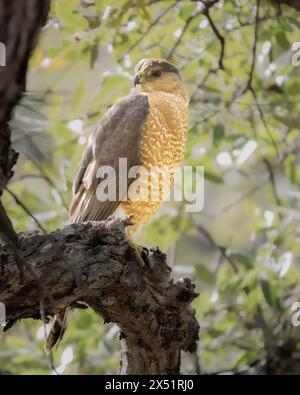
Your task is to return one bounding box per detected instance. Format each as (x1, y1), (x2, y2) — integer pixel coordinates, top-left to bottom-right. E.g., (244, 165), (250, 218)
(194, 223), (272, 350)
(204, 181), (268, 222)
(126, 1), (178, 56)
(262, 157), (283, 212)
(250, 87), (280, 157)
(237, 0), (279, 156)
(167, 1), (221, 60)
(196, 224), (238, 272)
(202, 6), (225, 70)
(5, 187), (47, 234)
(167, 9), (203, 60)
(244, 0), (260, 91)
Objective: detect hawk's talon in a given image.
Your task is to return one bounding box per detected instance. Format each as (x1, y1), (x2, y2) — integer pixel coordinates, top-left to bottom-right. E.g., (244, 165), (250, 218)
(129, 240), (145, 268)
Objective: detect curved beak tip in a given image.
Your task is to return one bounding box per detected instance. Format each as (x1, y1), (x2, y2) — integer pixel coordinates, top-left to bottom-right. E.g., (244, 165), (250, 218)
(134, 74), (141, 86)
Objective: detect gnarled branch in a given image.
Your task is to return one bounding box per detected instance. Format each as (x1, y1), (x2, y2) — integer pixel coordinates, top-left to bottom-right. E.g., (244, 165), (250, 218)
(0, 218), (200, 375)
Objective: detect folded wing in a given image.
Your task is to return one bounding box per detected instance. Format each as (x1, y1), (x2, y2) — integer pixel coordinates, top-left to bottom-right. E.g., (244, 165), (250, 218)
(69, 93), (149, 223)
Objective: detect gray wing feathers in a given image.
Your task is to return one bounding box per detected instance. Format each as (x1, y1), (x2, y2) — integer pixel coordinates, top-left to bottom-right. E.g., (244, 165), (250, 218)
(69, 93), (149, 223)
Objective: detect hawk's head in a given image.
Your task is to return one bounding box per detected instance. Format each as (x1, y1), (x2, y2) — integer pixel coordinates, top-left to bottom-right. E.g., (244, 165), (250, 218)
(133, 58), (187, 101)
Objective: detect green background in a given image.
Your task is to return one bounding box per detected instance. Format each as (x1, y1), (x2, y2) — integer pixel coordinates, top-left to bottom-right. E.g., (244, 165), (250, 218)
(2, 0), (300, 374)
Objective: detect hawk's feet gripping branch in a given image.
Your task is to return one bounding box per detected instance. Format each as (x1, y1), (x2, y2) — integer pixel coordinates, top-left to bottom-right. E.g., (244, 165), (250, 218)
(125, 226), (151, 268)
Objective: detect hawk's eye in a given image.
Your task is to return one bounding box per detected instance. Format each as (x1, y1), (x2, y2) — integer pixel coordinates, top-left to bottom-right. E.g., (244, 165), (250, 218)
(151, 70), (162, 78)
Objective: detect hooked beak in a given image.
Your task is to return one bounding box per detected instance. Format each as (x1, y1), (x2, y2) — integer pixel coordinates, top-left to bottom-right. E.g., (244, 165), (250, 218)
(134, 74), (141, 86)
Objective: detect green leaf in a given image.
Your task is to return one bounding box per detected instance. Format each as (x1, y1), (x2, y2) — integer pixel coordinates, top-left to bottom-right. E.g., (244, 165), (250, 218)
(230, 253), (254, 270)
(276, 31), (290, 49)
(213, 124), (225, 147)
(260, 280), (282, 311)
(195, 264), (215, 285)
(284, 154), (300, 185)
(287, 16), (300, 29)
(274, 114), (299, 129)
(55, 0), (88, 30)
(204, 170), (224, 184)
(285, 81), (300, 97)
(179, 4), (196, 21)
(90, 39), (99, 68)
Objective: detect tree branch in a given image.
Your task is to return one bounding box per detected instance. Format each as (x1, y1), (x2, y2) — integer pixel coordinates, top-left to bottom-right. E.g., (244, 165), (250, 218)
(202, 5), (225, 70)
(271, 0), (300, 11)
(0, 0), (50, 191)
(5, 187), (47, 234)
(0, 218), (199, 375)
(244, 0), (260, 92)
(0, 0), (51, 275)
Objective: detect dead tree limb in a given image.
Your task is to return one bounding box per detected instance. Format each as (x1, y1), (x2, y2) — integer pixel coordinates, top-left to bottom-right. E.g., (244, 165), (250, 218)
(0, 0), (50, 191)
(0, 0), (51, 265)
(0, 218), (200, 375)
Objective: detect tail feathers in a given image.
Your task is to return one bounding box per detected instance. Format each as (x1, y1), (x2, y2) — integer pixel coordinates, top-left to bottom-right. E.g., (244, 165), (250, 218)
(46, 307), (73, 352)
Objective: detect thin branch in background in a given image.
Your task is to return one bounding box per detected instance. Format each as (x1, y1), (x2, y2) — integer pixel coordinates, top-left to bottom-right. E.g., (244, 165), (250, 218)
(168, 0), (221, 61)
(262, 157), (283, 216)
(125, 1), (179, 58)
(12, 174), (49, 183)
(196, 0), (220, 7)
(204, 180), (268, 222)
(167, 0), (222, 61)
(244, 0), (261, 92)
(167, 9), (203, 60)
(10, 166), (69, 213)
(32, 160), (69, 211)
(194, 344), (201, 375)
(189, 68), (217, 103)
(240, 0), (279, 157)
(5, 187), (47, 234)
(193, 223), (273, 349)
(203, 135), (300, 224)
(251, 87), (280, 157)
(195, 223), (238, 272)
(186, 1), (225, 102)
(203, 6), (225, 70)
(146, 0), (171, 6)
(228, 12), (281, 33)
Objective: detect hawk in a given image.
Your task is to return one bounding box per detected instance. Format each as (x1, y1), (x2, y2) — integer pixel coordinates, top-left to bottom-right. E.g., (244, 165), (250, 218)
(46, 58), (189, 350)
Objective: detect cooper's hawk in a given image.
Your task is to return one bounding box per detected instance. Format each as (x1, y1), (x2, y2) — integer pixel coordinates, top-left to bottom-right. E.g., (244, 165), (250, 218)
(46, 58), (189, 350)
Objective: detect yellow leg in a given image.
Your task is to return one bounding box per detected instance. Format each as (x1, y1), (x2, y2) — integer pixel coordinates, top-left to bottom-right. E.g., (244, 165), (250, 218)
(125, 226), (147, 267)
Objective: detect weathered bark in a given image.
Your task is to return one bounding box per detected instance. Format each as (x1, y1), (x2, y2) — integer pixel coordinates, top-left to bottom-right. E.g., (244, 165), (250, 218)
(0, 0), (50, 248)
(0, 218), (199, 375)
(0, 0), (50, 189)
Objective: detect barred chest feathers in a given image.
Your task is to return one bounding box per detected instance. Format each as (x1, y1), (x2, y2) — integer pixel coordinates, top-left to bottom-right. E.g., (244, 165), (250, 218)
(120, 91), (188, 226)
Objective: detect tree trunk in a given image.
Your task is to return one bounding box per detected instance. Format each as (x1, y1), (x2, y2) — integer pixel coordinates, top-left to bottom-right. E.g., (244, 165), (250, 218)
(0, 0), (50, 190)
(0, 218), (200, 375)
(0, 0), (50, 247)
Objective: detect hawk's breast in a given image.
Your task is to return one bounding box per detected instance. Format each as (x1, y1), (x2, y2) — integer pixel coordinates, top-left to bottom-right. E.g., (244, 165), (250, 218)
(121, 91), (188, 226)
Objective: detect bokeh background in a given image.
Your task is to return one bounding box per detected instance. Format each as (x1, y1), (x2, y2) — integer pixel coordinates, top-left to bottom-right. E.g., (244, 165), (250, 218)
(1, 0), (300, 374)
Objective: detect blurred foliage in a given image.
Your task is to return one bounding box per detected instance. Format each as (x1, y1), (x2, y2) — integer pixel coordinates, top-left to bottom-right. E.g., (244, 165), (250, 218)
(2, 0), (300, 374)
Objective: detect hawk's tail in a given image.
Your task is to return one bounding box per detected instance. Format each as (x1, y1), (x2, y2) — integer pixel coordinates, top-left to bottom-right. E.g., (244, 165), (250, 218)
(46, 306), (73, 352)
